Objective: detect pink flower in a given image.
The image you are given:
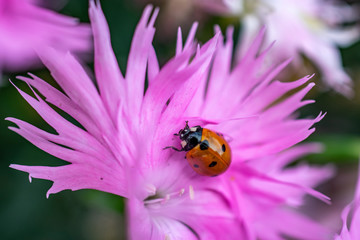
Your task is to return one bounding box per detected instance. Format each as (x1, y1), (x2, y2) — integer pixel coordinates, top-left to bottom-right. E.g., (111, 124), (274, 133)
(7, 1), (333, 239)
(197, 0), (360, 96)
(0, 0), (91, 77)
(183, 26), (334, 239)
(335, 162), (360, 239)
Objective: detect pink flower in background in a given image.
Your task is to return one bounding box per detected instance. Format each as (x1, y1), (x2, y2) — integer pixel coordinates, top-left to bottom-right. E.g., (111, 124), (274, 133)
(197, 0), (360, 96)
(335, 162), (360, 239)
(0, 0), (91, 78)
(7, 1), (333, 239)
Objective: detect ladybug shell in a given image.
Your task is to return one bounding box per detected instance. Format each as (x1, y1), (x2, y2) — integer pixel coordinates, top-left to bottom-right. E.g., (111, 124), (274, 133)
(186, 128), (231, 176)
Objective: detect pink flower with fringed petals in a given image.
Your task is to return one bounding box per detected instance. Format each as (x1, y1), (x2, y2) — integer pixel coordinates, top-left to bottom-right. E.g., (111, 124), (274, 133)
(0, 0), (91, 77)
(8, 2), (243, 239)
(197, 0), (360, 96)
(182, 25), (334, 239)
(8, 1), (333, 239)
(335, 162), (360, 239)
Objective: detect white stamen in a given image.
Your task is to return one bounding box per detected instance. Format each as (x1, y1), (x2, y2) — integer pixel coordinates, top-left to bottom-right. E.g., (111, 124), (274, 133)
(144, 187), (190, 205)
(28, 174), (32, 183)
(161, 194), (171, 204)
(145, 183), (157, 195)
(189, 185), (195, 200)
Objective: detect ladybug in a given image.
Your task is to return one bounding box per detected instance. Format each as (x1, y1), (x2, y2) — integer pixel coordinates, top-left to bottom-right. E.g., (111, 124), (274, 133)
(165, 121), (231, 176)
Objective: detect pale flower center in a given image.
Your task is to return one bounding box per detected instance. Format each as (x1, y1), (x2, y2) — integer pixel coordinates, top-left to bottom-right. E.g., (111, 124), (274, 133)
(143, 185), (194, 206)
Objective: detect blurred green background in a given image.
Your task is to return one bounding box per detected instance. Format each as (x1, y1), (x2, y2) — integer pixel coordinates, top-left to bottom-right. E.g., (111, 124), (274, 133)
(1, 0), (360, 239)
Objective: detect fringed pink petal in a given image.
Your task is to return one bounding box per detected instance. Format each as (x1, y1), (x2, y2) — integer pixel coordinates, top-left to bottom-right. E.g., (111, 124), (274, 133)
(37, 48), (115, 137)
(263, 82), (317, 121)
(16, 74), (102, 139)
(139, 46), (198, 132)
(125, 5), (158, 121)
(226, 43), (274, 104)
(149, 35), (218, 167)
(241, 75), (312, 114)
(19, 6), (91, 52)
(6, 118), (116, 166)
(250, 143), (324, 172)
(241, 57), (293, 104)
(235, 164), (331, 204)
(256, 208), (332, 240)
(128, 197), (199, 240)
(239, 26), (266, 65)
(203, 26), (233, 114)
(176, 23), (198, 56)
(1, 0), (91, 72)
(160, 34), (218, 123)
(10, 81), (91, 141)
(257, 163), (335, 205)
(10, 164), (127, 198)
(336, 161), (360, 239)
(350, 206), (360, 239)
(89, 1), (125, 121)
(18, 1), (79, 26)
(278, 163), (335, 190)
(172, 191), (246, 240)
(230, 113), (323, 160)
(147, 46), (159, 83)
(301, 35), (353, 97)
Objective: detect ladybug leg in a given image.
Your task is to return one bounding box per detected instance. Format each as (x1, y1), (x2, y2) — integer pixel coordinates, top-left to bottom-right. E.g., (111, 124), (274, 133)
(163, 146), (183, 152)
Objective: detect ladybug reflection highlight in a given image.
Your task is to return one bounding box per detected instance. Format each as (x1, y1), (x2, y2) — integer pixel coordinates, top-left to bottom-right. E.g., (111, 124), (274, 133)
(165, 121), (231, 176)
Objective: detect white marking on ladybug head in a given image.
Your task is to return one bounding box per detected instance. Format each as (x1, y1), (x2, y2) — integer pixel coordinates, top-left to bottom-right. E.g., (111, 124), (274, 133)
(190, 127), (197, 132)
(181, 140), (187, 148)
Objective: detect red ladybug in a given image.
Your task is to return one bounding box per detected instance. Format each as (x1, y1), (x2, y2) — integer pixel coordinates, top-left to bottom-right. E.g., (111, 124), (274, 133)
(165, 121), (231, 176)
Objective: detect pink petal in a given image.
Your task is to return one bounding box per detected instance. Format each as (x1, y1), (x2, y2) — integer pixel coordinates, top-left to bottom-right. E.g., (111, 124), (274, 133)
(257, 208), (332, 240)
(37, 48), (115, 137)
(10, 164), (127, 198)
(89, 1), (125, 121)
(125, 5), (158, 121)
(0, 0), (91, 72)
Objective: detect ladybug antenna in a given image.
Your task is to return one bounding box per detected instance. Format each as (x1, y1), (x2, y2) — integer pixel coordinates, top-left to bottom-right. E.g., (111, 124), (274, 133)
(174, 120), (191, 137)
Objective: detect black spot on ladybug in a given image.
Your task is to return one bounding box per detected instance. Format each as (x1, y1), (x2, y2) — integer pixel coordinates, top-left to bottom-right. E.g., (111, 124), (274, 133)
(193, 164), (199, 168)
(222, 144), (226, 152)
(209, 161), (217, 167)
(200, 140), (209, 150)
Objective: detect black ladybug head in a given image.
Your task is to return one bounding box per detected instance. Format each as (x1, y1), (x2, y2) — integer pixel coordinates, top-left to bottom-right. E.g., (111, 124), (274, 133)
(178, 121), (191, 141)
(176, 121), (203, 151)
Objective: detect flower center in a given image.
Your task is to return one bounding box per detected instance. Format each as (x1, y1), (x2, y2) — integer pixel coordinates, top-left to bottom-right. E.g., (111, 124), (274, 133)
(143, 185), (194, 206)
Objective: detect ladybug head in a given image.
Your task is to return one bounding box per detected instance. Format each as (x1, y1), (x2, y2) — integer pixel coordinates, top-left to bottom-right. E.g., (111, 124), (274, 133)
(177, 121), (191, 141)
